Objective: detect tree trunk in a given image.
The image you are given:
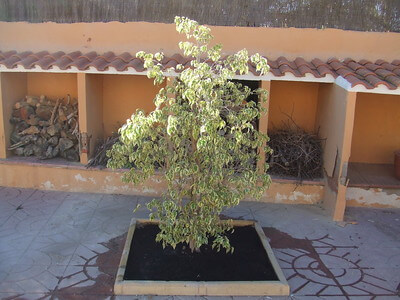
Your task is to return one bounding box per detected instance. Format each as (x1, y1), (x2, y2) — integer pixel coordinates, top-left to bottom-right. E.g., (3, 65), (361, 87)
(188, 238), (200, 253)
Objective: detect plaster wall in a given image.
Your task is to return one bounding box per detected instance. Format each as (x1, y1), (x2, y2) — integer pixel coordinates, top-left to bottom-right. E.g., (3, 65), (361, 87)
(0, 72), (27, 158)
(268, 81), (319, 133)
(102, 74), (162, 136)
(316, 84), (355, 178)
(27, 73), (78, 100)
(0, 161), (323, 204)
(0, 22), (399, 61)
(264, 181), (323, 204)
(315, 84), (356, 220)
(346, 187), (400, 208)
(350, 93), (400, 164)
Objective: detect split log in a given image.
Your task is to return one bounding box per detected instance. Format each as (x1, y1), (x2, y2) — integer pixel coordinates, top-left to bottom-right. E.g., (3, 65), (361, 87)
(47, 124), (61, 136)
(63, 149), (80, 162)
(8, 94), (80, 161)
(48, 136), (59, 146)
(33, 144), (43, 156)
(36, 105), (53, 120)
(49, 98), (60, 124)
(10, 131), (21, 144)
(26, 96), (38, 106)
(21, 126), (40, 135)
(58, 138), (74, 152)
(14, 147), (24, 156)
(23, 144), (34, 156)
(19, 106), (35, 120)
(26, 115), (39, 126)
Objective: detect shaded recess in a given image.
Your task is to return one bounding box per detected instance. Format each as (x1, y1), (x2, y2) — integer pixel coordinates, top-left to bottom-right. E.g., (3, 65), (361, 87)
(0, 0), (399, 32)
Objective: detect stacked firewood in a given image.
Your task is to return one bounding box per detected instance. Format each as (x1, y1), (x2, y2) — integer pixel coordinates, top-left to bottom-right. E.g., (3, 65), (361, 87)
(9, 95), (80, 161)
(266, 129), (323, 180)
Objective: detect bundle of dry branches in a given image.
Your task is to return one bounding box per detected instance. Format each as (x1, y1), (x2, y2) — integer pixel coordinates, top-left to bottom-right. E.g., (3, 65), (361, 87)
(86, 134), (120, 168)
(266, 129), (323, 180)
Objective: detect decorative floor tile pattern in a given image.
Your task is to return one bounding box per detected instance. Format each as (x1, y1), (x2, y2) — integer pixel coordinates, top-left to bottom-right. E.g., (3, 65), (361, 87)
(0, 187), (399, 299)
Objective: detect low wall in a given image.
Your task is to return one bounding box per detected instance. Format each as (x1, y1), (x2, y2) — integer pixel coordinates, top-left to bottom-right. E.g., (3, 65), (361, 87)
(0, 159), (323, 204)
(4, 159), (400, 208)
(346, 187), (400, 208)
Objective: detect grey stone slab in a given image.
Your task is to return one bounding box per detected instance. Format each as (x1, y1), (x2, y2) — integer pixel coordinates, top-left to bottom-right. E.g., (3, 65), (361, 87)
(99, 193), (138, 208)
(38, 212), (93, 239)
(0, 201), (17, 216)
(24, 189), (68, 204)
(2, 214), (49, 238)
(0, 249), (26, 274)
(0, 293), (51, 300)
(1, 187), (400, 299)
(222, 206), (255, 220)
(87, 211), (134, 237)
(57, 265), (97, 289)
(0, 187), (36, 205)
(68, 244), (100, 267)
(0, 232), (36, 254)
(0, 293), (24, 300)
(0, 279), (25, 294)
(93, 202), (137, 219)
(0, 270), (8, 283)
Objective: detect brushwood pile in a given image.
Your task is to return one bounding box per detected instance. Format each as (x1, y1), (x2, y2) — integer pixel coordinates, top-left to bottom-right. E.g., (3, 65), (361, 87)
(266, 129), (323, 180)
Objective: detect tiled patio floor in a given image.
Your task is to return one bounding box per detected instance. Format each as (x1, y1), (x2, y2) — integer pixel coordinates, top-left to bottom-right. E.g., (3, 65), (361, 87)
(0, 187), (399, 300)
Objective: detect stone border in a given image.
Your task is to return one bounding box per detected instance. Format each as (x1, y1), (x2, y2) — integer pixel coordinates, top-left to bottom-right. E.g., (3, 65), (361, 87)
(114, 218), (290, 296)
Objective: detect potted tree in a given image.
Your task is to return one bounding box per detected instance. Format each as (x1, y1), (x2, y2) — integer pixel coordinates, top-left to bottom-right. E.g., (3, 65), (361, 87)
(108, 17), (289, 296)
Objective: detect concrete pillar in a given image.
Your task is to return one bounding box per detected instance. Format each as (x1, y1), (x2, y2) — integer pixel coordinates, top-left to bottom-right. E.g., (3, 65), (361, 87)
(316, 83), (356, 221)
(77, 73), (104, 164)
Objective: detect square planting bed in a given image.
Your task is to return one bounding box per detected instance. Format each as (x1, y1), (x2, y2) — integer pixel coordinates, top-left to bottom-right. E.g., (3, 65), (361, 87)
(114, 219), (289, 296)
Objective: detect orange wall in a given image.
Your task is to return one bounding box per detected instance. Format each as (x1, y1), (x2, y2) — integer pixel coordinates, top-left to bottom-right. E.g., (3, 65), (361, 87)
(0, 21), (399, 61)
(27, 73), (78, 100)
(316, 84), (356, 177)
(0, 72), (27, 158)
(268, 81), (319, 132)
(0, 160), (323, 204)
(102, 74), (163, 136)
(350, 93), (400, 164)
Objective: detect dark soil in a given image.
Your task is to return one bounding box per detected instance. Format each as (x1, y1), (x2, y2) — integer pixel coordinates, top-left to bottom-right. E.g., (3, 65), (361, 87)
(124, 224), (278, 281)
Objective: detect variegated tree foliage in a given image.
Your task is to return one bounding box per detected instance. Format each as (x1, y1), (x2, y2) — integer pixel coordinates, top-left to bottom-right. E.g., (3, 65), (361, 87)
(107, 17), (271, 253)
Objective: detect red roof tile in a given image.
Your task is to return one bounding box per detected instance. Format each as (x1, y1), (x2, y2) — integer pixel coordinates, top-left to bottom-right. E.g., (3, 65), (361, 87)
(335, 67), (355, 78)
(0, 50), (399, 90)
(385, 75), (400, 87)
(354, 68), (375, 78)
(0, 50), (17, 59)
(392, 59), (400, 66)
(358, 59), (372, 66)
(99, 51), (117, 62)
